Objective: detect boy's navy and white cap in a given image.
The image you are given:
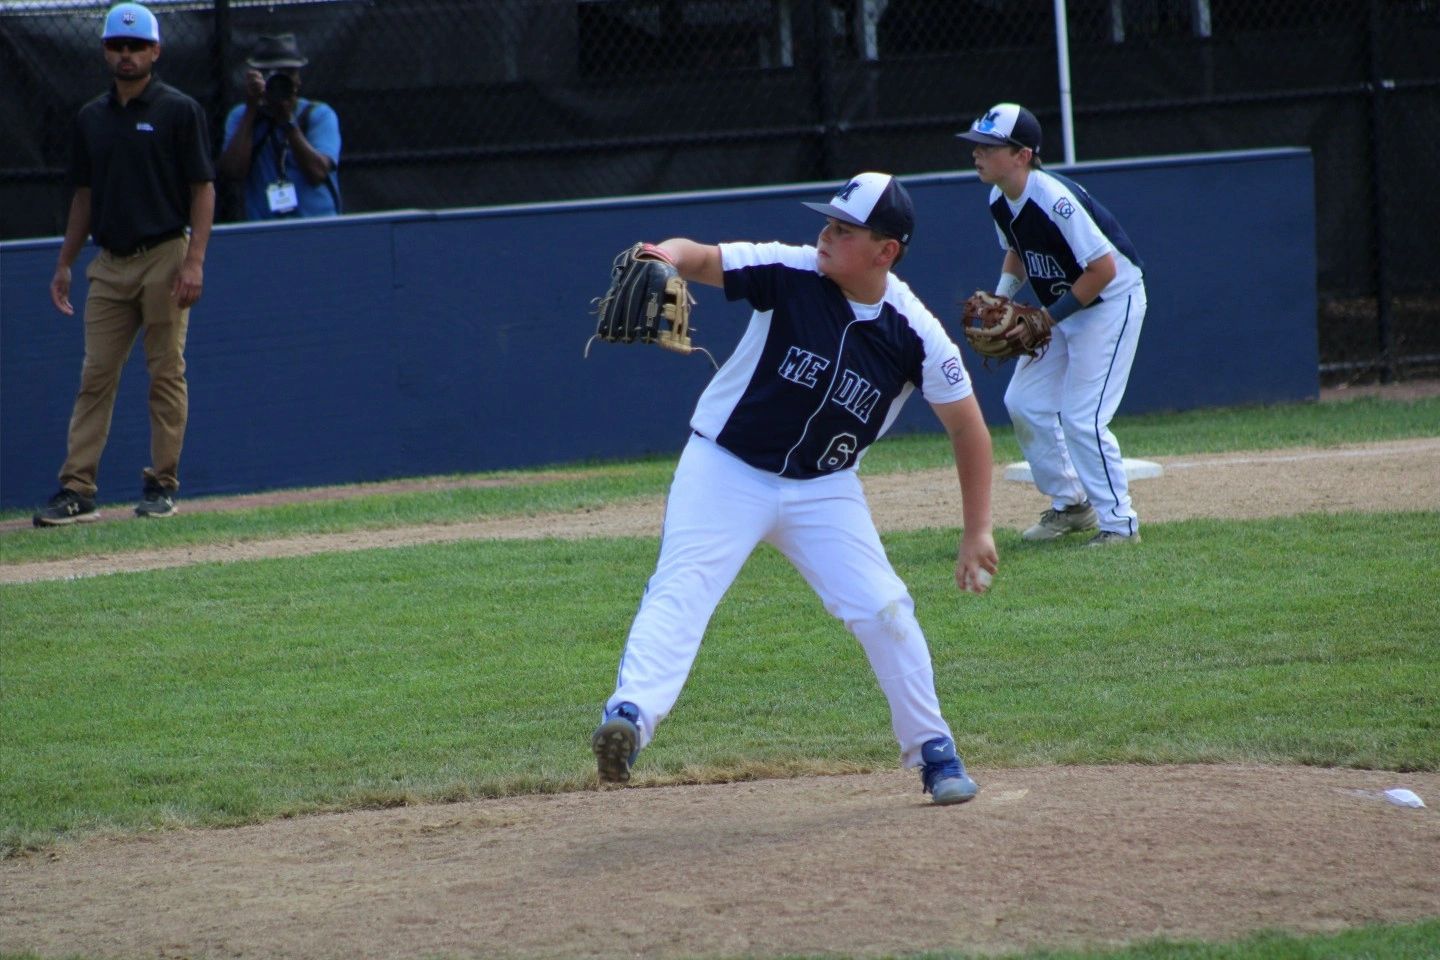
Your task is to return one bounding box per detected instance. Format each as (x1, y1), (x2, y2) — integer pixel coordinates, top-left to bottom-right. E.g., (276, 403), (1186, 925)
(956, 103), (1042, 153)
(802, 172), (915, 245)
(102, 3), (160, 42)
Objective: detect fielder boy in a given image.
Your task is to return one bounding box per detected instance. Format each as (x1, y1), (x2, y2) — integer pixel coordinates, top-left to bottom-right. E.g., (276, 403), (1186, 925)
(958, 103), (1147, 546)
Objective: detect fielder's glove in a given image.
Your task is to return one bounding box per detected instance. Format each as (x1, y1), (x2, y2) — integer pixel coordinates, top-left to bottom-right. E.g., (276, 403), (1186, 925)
(587, 242), (709, 361)
(960, 290), (1055, 363)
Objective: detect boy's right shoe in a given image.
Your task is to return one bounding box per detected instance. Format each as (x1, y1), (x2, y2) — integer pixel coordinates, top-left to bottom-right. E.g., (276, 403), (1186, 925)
(920, 736), (979, 805)
(1021, 501), (1097, 541)
(33, 488), (100, 527)
(592, 702), (641, 784)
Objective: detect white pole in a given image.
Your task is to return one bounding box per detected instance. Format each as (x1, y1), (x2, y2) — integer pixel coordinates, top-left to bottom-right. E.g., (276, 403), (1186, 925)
(1053, 0), (1077, 164)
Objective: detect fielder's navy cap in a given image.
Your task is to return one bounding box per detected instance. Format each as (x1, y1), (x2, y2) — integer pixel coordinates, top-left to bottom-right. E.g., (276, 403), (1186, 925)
(103, 2), (160, 43)
(956, 102), (1042, 153)
(802, 172), (915, 245)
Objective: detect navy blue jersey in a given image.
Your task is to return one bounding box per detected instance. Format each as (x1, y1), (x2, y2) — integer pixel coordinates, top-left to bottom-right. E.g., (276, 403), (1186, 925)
(989, 170), (1143, 307)
(691, 242), (972, 479)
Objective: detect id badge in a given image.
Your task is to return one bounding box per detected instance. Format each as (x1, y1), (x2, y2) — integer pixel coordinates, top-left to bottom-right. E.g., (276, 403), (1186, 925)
(266, 180), (299, 214)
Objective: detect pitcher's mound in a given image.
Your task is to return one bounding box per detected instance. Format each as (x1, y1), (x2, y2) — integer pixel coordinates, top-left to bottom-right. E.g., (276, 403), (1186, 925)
(4, 764), (1437, 960)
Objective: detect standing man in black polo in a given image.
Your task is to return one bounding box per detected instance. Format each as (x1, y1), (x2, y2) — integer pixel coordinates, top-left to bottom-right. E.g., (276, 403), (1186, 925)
(36, 2), (215, 526)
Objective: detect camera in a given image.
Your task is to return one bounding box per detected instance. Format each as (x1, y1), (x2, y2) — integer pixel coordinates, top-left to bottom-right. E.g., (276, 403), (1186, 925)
(263, 71), (295, 104)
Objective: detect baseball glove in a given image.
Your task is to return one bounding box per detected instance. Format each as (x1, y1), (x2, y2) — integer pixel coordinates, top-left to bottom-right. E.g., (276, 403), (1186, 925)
(587, 242), (708, 361)
(960, 291), (1055, 363)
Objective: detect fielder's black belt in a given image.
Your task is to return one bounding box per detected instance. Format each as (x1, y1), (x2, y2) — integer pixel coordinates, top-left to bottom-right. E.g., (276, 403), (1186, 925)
(105, 228), (185, 257)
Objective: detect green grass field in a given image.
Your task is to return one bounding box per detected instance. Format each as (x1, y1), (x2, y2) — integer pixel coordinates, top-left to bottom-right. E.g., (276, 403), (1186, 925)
(2, 391), (1438, 960)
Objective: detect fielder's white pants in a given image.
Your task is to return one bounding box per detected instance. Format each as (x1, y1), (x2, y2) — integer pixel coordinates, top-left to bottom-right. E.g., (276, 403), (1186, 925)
(1004, 287), (1147, 535)
(605, 433), (953, 769)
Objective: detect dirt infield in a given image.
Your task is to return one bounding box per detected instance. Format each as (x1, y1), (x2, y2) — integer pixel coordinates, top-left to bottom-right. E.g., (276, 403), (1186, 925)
(4, 436), (1439, 584)
(2, 381), (1437, 959)
(5, 379), (1439, 585)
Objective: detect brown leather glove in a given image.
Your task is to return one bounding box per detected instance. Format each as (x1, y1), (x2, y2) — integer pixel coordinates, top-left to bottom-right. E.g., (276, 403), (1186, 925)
(960, 290), (1055, 363)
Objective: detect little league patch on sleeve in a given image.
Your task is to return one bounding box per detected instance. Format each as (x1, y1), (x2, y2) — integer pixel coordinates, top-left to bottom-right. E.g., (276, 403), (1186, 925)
(942, 357), (963, 384)
(1052, 197), (1075, 219)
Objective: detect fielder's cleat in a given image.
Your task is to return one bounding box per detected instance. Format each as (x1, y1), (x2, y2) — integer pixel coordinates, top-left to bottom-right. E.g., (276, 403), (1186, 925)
(134, 476), (178, 518)
(1021, 501), (1097, 541)
(920, 736), (979, 805)
(592, 701), (640, 784)
(33, 488), (100, 527)
(1085, 530), (1141, 547)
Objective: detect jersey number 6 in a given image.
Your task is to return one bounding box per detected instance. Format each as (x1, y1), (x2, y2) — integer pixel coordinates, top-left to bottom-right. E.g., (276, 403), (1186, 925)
(818, 433), (859, 472)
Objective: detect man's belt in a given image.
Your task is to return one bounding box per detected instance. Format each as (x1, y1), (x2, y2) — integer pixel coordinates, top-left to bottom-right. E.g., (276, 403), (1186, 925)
(105, 228), (185, 257)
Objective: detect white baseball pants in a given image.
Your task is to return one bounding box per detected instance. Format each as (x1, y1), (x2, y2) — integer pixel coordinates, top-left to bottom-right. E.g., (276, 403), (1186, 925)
(1004, 287), (1147, 535)
(605, 433), (953, 768)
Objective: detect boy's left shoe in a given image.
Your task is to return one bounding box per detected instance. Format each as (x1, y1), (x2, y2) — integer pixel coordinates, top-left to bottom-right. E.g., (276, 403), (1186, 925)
(592, 702), (640, 784)
(920, 736), (979, 805)
(135, 477), (177, 518)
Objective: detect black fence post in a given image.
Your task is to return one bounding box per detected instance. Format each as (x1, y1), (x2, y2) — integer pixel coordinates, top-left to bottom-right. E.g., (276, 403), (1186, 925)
(1366, 0), (1395, 383)
(210, 0), (234, 221)
(810, 0), (838, 182)
(211, 0), (230, 151)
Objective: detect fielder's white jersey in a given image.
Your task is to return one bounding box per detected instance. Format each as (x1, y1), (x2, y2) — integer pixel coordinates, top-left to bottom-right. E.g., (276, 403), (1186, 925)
(691, 241), (973, 479)
(990, 169), (1144, 307)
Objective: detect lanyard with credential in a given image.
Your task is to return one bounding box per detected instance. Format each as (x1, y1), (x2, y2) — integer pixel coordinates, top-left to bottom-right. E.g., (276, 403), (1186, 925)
(264, 121), (299, 216)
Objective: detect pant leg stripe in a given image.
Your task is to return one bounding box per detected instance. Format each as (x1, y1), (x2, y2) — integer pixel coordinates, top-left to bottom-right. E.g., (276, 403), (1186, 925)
(1093, 295), (1135, 536)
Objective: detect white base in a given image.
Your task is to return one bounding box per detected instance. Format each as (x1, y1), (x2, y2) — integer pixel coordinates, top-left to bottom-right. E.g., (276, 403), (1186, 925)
(1003, 458), (1164, 484)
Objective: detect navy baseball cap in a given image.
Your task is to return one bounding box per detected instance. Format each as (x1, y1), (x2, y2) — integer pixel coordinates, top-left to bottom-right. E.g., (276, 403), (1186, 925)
(956, 103), (1042, 153)
(102, 3), (160, 43)
(802, 172), (915, 245)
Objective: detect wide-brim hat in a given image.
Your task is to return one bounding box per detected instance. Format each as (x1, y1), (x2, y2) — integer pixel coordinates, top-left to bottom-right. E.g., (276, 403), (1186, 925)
(802, 172), (915, 246)
(247, 33), (308, 69)
(956, 103), (1042, 153)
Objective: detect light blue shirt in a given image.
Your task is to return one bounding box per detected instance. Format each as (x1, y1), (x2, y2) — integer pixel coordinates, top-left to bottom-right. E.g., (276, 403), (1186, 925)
(222, 98), (341, 220)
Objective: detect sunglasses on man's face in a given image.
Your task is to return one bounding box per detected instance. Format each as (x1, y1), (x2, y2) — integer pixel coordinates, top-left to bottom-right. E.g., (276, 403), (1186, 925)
(105, 39), (153, 53)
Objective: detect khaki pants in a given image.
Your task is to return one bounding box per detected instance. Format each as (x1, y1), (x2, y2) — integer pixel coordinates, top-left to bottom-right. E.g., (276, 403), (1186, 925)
(59, 236), (190, 498)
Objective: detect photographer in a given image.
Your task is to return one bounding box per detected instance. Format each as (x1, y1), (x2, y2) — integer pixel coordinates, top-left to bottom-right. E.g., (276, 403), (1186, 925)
(218, 33), (340, 219)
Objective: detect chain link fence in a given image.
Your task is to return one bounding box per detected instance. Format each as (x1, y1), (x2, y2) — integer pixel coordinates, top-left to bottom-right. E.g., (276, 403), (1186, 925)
(2, 0), (1437, 382)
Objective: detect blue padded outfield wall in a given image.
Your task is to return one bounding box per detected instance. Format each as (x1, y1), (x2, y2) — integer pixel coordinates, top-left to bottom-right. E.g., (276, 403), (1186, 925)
(0, 148), (1316, 510)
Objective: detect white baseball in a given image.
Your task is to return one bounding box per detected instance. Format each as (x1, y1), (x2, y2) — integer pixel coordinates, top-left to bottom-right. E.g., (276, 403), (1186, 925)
(969, 568), (993, 592)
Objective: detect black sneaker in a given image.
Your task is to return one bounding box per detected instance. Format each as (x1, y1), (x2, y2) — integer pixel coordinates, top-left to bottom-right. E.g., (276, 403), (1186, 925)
(135, 477), (177, 518)
(33, 488), (100, 527)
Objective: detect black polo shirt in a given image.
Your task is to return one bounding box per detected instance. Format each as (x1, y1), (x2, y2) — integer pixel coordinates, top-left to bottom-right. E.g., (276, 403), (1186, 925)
(69, 75), (214, 254)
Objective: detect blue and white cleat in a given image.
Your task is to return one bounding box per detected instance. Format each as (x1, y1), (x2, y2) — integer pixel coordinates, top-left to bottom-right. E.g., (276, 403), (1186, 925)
(920, 736), (979, 805)
(592, 702), (641, 784)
